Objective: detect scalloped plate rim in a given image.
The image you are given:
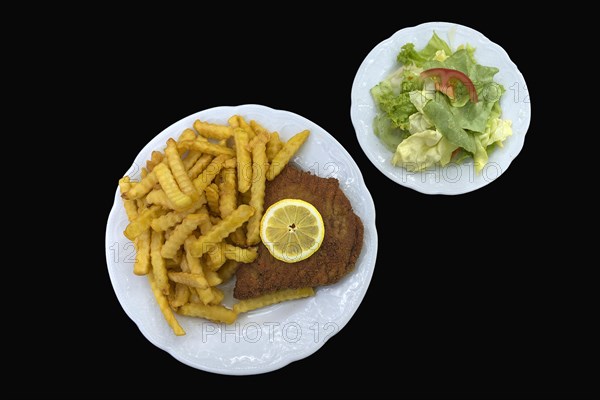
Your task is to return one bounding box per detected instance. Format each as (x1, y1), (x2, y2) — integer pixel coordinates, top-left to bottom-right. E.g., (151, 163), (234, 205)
(105, 104), (377, 375)
(350, 21), (531, 195)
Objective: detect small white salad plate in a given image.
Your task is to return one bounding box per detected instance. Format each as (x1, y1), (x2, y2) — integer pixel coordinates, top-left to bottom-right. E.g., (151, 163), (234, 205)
(105, 104), (377, 375)
(351, 21), (531, 195)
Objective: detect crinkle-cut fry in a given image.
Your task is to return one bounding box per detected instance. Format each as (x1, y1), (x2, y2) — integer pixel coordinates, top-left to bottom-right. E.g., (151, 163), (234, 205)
(171, 249), (183, 265)
(183, 139), (235, 157)
(208, 287), (224, 305)
(266, 130), (310, 181)
(246, 131), (269, 152)
(161, 213), (205, 259)
(133, 230), (151, 275)
(193, 120), (233, 140)
(146, 189), (175, 209)
(201, 262), (222, 286)
(205, 243), (227, 271)
(146, 151), (164, 172)
(246, 134), (269, 245)
(228, 115), (240, 128)
(202, 265), (223, 287)
(150, 196), (205, 232)
(119, 177), (138, 221)
(229, 228), (247, 247)
(195, 287), (215, 305)
(123, 171), (158, 200)
(182, 150), (202, 171)
(148, 272), (185, 335)
(164, 257), (180, 269)
(141, 167), (148, 179)
(196, 206), (213, 234)
(195, 208), (223, 268)
(188, 154), (213, 179)
(169, 283), (190, 308)
(219, 167), (237, 218)
(183, 237), (210, 292)
(166, 138), (198, 202)
(233, 287), (315, 314)
(224, 244), (258, 263)
(234, 128), (252, 193)
(223, 157), (237, 169)
(205, 183), (220, 215)
(124, 205), (161, 240)
(218, 260), (240, 283)
(154, 163), (192, 211)
(189, 290), (201, 304)
(266, 132), (283, 162)
(237, 116), (255, 140)
(150, 230), (169, 295)
(167, 271), (209, 289)
(175, 129), (197, 153)
(250, 120), (270, 136)
(193, 154), (230, 193)
(178, 128), (197, 144)
(189, 205), (254, 257)
(178, 303), (237, 325)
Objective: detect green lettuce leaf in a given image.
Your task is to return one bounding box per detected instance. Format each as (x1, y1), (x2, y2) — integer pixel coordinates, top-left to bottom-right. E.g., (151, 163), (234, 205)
(422, 97), (476, 153)
(371, 67), (423, 130)
(373, 114), (409, 151)
(479, 118), (513, 148)
(391, 129), (457, 171)
(408, 112), (432, 134)
(397, 32), (452, 67)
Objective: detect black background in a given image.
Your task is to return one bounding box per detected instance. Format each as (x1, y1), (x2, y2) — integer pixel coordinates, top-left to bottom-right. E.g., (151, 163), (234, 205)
(41, 8), (590, 400)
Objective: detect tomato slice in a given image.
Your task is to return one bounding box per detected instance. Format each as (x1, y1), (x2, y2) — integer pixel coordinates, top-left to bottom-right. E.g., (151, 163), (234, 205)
(420, 68), (478, 103)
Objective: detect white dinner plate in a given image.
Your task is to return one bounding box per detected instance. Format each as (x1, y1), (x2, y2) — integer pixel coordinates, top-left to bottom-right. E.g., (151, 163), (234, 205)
(105, 104), (377, 375)
(351, 22), (531, 195)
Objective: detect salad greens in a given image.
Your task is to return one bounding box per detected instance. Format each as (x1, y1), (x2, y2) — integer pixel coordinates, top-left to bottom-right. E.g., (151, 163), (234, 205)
(371, 32), (512, 172)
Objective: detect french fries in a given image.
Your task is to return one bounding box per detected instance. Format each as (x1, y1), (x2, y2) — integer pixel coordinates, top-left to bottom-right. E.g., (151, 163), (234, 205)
(247, 133), (269, 245)
(148, 272), (185, 336)
(154, 163), (193, 211)
(194, 120), (233, 140)
(178, 303), (237, 325)
(161, 214), (204, 259)
(118, 115), (312, 335)
(187, 154), (213, 179)
(150, 198), (205, 232)
(266, 132), (283, 162)
(205, 183), (220, 214)
(133, 230), (151, 275)
(237, 116), (255, 140)
(193, 154), (231, 193)
(186, 139), (235, 157)
(266, 129), (310, 181)
(166, 138), (198, 202)
(233, 287), (315, 314)
(217, 260), (240, 283)
(151, 230), (169, 295)
(167, 271), (209, 289)
(124, 205), (161, 240)
(146, 151), (164, 172)
(234, 128), (252, 193)
(118, 177), (138, 221)
(169, 283), (190, 308)
(189, 205), (254, 257)
(123, 171), (158, 200)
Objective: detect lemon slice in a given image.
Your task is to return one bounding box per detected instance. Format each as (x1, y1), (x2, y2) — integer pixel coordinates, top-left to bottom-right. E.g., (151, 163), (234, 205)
(260, 199), (325, 263)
